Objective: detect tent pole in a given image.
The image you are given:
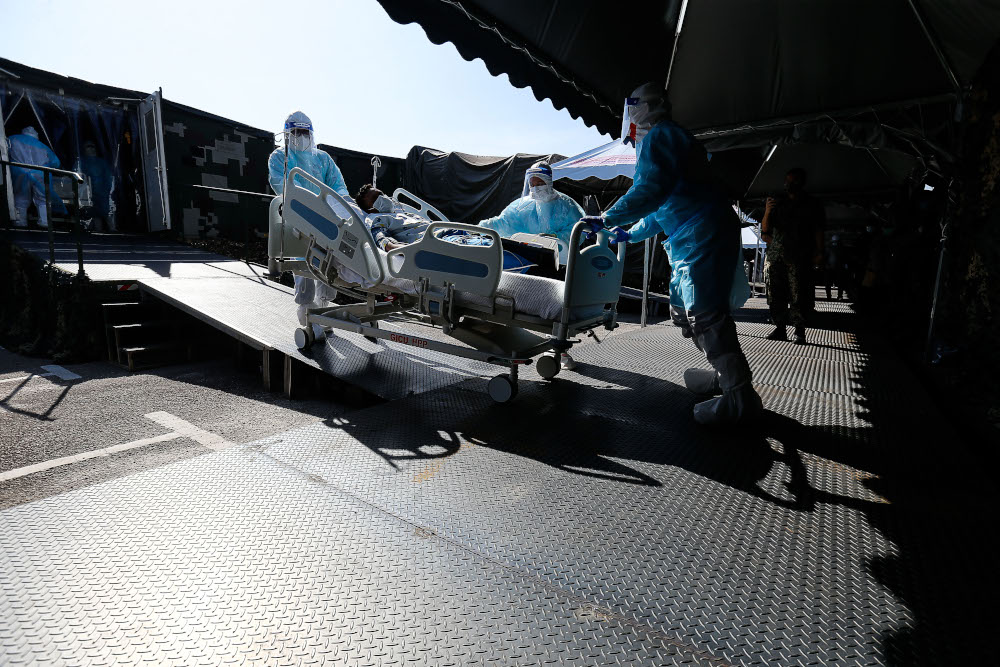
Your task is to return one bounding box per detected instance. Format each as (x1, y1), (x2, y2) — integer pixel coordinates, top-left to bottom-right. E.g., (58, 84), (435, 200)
(906, 0), (962, 95)
(663, 0), (690, 93)
(641, 238), (651, 327)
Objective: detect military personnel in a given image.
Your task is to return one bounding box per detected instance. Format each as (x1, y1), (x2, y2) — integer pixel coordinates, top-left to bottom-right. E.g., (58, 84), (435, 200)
(761, 167), (825, 344)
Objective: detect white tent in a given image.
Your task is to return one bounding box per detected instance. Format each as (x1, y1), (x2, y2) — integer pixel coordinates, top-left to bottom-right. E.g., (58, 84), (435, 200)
(551, 139), (636, 182)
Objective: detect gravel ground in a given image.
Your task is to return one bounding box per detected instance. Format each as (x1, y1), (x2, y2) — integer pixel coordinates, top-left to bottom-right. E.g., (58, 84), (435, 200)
(0, 347), (351, 510)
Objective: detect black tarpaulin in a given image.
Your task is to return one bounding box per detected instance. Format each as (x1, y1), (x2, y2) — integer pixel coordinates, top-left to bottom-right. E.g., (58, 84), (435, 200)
(712, 143), (920, 201)
(376, 1), (1000, 135)
(404, 146), (564, 223)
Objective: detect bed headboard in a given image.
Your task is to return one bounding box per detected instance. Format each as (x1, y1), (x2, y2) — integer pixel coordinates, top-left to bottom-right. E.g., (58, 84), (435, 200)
(282, 167), (384, 286)
(562, 221), (626, 318)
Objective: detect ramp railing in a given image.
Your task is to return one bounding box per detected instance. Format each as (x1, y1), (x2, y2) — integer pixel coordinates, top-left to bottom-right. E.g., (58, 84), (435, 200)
(1, 159), (86, 277)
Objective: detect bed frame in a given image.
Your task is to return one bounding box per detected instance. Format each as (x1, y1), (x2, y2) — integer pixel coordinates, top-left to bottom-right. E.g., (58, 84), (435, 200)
(268, 167), (624, 402)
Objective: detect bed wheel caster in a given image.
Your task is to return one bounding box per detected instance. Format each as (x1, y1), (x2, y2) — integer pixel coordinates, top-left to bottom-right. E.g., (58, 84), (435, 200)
(536, 354), (561, 380)
(294, 325), (316, 350)
(487, 374), (518, 403)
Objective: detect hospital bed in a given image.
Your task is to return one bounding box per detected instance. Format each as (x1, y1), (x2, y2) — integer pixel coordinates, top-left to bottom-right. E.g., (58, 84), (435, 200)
(268, 167), (624, 402)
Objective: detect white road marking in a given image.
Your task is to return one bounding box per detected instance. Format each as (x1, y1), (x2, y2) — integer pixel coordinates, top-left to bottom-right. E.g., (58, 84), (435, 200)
(0, 432), (182, 483)
(0, 411), (234, 483)
(144, 411), (235, 451)
(0, 365), (82, 385)
(0, 374), (37, 384)
(39, 365), (82, 381)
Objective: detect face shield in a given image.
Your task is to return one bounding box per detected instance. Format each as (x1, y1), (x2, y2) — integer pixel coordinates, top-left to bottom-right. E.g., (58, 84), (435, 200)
(521, 162), (557, 202)
(620, 97), (641, 146)
(620, 82), (670, 145)
(284, 117), (315, 152)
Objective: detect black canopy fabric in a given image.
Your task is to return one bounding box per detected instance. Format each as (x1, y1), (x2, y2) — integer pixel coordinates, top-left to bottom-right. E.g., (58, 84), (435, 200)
(404, 146), (564, 223)
(376, 0), (1000, 137)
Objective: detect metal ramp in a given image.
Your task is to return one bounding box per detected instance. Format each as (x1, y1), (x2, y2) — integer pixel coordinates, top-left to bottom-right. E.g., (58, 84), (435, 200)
(8, 230), (499, 400)
(0, 299), (992, 665)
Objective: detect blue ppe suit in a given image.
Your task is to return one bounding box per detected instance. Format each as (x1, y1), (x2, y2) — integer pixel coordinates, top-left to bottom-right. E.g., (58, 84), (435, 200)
(267, 146), (348, 200)
(603, 121), (746, 315)
(8, 132), (63, 227)
(80, 154), (114, 225)
(479, 191), (584, 249)
(268, 146), (348, 311)
(603, 120), (760, 425)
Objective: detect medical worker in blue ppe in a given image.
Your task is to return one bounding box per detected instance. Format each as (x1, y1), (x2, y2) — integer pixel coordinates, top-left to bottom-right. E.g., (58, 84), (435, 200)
(8, 127), (62, 229)
(479, 161), (584, 250)
(268, 111), (348, 325)
(585, 82), (762, 425)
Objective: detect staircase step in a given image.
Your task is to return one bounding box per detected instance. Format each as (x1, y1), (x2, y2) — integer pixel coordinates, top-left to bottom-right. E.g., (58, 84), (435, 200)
(111, 321), (177, 353)
(121, 342), (186, 372)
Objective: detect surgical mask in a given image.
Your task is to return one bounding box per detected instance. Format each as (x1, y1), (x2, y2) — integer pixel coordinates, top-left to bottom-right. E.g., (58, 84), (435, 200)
(373, 194), (394, 213)
(289, 132), (312, 151)
(529, 184), (557, 202)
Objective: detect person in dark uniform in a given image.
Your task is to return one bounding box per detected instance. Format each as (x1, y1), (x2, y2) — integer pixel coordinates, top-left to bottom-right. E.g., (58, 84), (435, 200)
(760, 167), (825, 344)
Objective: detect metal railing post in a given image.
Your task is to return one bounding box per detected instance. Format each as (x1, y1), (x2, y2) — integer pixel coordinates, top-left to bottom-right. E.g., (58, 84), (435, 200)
(640, 238), (651, 327)
(44, 171), (54, 266)
(73, 178), (85, 277)
(0, 159), (86, 272)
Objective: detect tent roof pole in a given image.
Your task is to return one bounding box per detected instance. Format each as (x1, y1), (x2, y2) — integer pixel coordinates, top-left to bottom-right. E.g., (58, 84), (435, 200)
(906, 0), (962, 93)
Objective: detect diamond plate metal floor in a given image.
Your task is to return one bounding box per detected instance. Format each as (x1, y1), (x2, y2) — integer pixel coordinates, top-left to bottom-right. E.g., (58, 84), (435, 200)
(4, 245), (992, 663)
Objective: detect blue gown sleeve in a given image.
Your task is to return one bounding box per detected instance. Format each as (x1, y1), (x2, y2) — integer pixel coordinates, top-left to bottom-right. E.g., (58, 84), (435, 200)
(267, 150), (286, 195)
(479, 198), (534, 238)
(603, 124), (687, 227)
(626, 216), (660, 243)
(321, 153), (350, 198)
(552, 194), (585, 242)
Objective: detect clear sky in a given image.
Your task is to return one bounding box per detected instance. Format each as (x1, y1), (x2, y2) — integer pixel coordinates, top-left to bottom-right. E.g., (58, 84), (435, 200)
(0, 0), (609, 158)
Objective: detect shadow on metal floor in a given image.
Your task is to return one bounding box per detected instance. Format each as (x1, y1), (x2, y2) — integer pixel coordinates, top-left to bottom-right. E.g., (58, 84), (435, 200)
(1, 297), (993, 664)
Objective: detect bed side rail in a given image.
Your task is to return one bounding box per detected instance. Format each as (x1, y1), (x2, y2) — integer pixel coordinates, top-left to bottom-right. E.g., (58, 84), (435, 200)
(385, 221), (502, 297)
(282, 167), (384, 286)
(393, 187), (449, 222)
(561, 221), (626, 321)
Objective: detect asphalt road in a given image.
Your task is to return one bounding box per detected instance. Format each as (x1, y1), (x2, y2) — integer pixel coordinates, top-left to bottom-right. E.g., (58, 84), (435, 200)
(0, 346), (351, 510)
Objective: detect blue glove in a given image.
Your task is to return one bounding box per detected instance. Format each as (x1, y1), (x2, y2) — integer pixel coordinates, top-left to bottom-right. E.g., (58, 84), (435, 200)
(579, 216), (605, 233)
(608, 226), (630, 245)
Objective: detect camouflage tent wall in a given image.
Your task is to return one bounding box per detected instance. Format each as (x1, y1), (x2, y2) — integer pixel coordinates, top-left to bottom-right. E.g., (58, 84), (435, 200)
(161, 100), (275, 241)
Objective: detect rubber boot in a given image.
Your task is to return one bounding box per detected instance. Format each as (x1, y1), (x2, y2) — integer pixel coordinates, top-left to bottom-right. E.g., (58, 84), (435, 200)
(296, 304), (310, 326)
(560, 353), (577, 371)
(683, 368), (721, 396)
(766, 325), (787, 341)
(793, 325), (807, 345)
(693, 353), (763, 425)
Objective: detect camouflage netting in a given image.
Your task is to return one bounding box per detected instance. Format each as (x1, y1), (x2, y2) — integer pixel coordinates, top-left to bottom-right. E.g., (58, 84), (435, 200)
(0, 243), (104, 363)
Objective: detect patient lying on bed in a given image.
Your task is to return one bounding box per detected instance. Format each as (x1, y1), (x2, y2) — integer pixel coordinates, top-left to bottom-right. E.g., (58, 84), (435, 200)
(355, 184), (433, 251)
(355, 184), (534, 273)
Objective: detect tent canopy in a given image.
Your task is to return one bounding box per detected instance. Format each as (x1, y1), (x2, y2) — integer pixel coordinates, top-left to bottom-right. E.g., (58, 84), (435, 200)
(404, 146), (564, 222)
(551, 139), (636, 183)
(376, 1), (1000, 137)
